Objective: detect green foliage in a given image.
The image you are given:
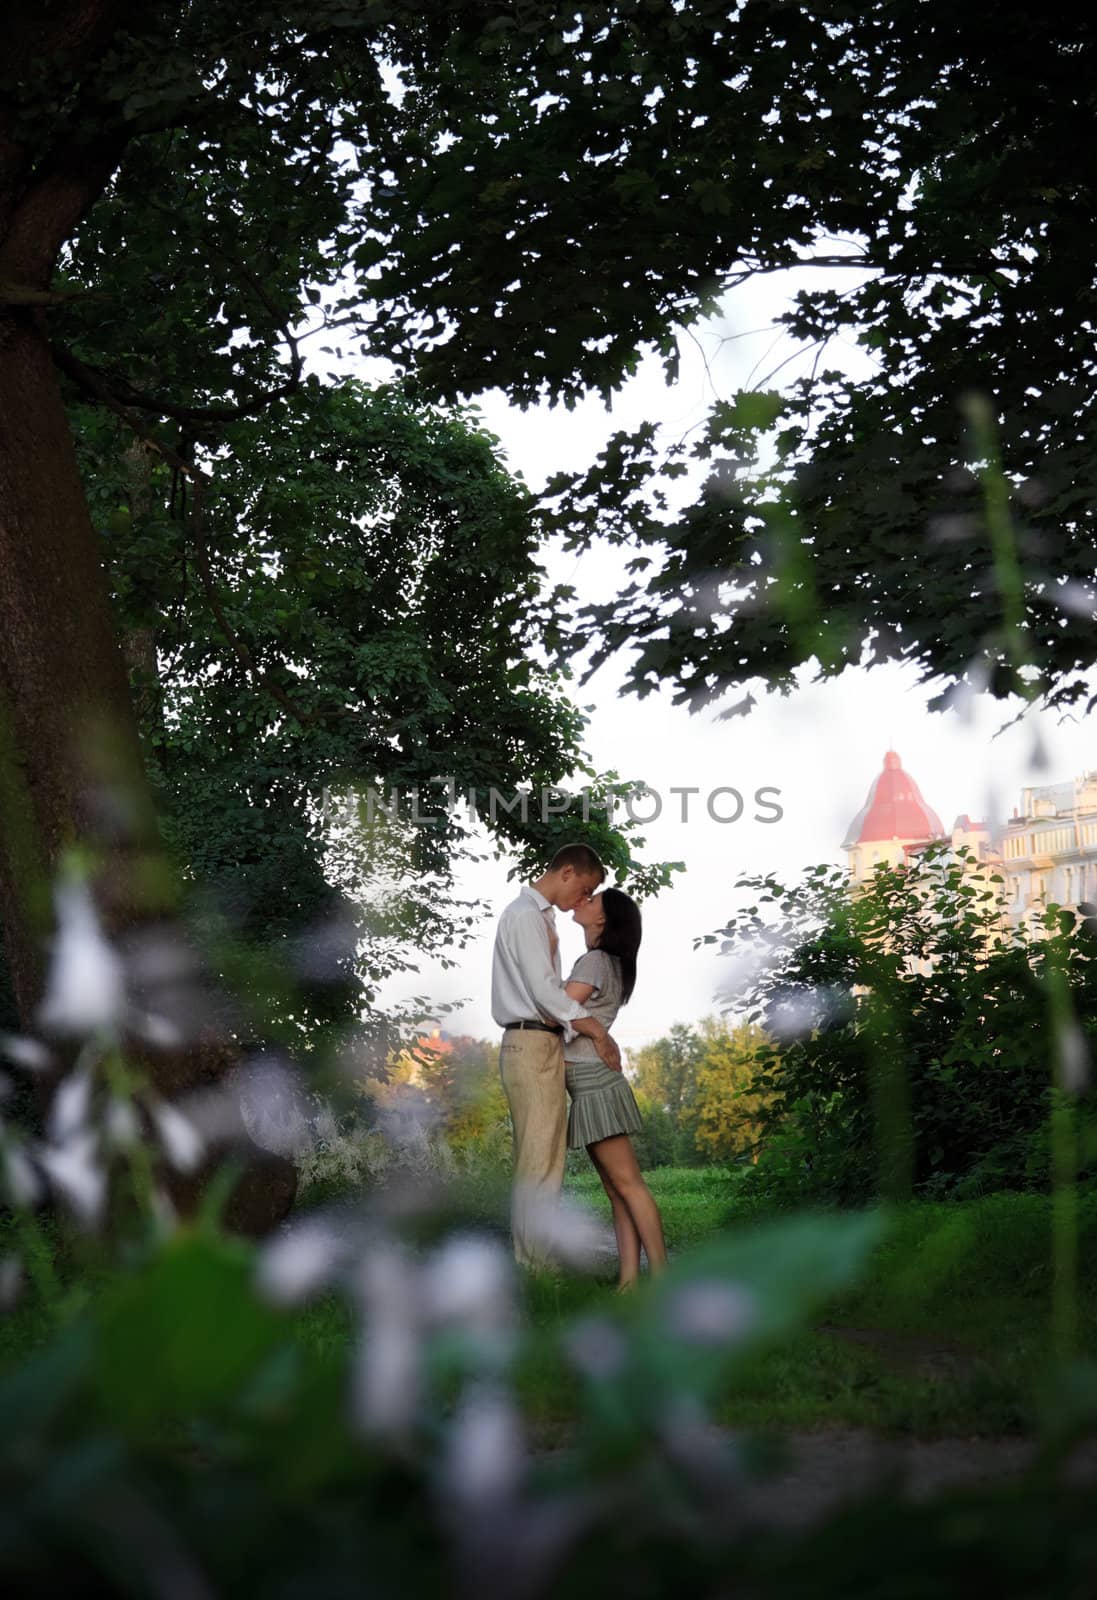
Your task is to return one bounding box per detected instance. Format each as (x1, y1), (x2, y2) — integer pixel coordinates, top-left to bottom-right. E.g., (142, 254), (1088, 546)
(0, 1191), (885, 1594)
(10, 10), (1097, 1592)
(67, 373), (679, 1043)
(500, 9), (1097, 721)
(713, 847), (1097, 1206)
(28, 2), (1097, 744)
(24, 5), (694, 1045)
(12, 1179), (1097, 1595)
(631, 1021), (707, 1166)
(726, 1190), (1097, 1437)
(629, 1016), (771, 1167)
(693, 1019), (771, 1164)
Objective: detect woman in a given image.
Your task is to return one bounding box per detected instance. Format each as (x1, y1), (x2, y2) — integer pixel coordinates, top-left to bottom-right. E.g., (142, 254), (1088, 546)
(564, 887), (668, 1289)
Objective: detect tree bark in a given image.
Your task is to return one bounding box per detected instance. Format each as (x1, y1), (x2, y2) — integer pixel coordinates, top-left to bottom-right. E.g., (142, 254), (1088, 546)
(0, 305), (153, 1014)
(0, 307), (297, 1233)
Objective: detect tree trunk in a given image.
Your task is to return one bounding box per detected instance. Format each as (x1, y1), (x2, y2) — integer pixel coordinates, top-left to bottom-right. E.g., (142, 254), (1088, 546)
(0, 306), (296, 1232)
(0, 306), (152, 1013)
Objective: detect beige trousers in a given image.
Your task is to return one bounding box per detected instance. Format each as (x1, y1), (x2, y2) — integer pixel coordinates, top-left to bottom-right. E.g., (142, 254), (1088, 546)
(498, 1029), (567, 1268)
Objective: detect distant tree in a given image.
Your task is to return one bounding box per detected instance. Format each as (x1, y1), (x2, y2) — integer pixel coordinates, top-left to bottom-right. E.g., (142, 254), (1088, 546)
(692, 1018), (771, 1165)
(360, 1030), (509, 1164)
(629, 1015), (773, 1167)
(631, 1022), (705, 1166)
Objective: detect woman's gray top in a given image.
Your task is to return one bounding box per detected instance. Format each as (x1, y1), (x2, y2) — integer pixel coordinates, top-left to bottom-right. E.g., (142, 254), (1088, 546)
(562, 948), (624, 1062)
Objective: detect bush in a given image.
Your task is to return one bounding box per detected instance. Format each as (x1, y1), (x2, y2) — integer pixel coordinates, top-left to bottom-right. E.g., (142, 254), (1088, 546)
(713, 850), (1097, 1206)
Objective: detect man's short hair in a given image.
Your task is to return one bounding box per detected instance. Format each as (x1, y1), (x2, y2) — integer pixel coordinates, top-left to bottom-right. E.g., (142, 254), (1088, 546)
(548, 842), (605, 880)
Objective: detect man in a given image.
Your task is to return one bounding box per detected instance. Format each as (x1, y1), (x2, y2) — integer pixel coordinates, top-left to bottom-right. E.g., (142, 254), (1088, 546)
(491, 842), (622, 1268)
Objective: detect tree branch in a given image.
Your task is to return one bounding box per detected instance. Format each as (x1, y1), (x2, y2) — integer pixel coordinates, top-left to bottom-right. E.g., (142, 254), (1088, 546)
(0, 279), (92, 305)
(0, 119), (129, 287)
(50, 336), (303, 426)
(51, 216), (306, 425)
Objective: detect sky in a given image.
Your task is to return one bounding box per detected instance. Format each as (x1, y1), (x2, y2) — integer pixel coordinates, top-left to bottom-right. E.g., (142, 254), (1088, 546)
(321, 266), (1097, 1059)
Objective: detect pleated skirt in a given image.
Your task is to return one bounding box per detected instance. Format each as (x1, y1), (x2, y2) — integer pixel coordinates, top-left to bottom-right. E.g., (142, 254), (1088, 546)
(565, 1057), (643, 1150)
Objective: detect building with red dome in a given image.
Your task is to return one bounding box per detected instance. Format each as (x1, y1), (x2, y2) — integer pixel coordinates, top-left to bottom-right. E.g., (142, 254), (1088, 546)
(845, 751), (1097, 932)
(842, 750), (948, 880)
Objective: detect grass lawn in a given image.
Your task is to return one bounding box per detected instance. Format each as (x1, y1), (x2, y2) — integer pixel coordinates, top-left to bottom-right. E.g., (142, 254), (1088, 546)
(564, 1160), (749, 1252)
(6, 1168), (1096, 1443)
(518, 1171), (1097, 1439)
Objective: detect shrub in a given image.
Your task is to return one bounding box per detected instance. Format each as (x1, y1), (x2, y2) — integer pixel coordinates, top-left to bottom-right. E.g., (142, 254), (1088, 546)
(710, 849), (1097, 1205)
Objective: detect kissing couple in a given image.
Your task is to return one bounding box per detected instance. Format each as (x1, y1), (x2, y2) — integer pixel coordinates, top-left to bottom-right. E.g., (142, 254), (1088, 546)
(491, 842), (667, 1286)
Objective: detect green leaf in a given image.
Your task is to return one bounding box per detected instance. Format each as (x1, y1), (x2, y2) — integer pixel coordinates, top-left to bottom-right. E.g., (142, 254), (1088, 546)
(93, 1234), (281, 1432)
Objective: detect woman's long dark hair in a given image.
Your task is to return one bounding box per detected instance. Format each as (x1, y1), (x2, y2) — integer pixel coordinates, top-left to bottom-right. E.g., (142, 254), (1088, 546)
(595, 886), (642, 1004)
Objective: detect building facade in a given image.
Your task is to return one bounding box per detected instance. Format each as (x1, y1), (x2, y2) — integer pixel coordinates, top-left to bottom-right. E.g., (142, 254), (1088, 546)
(845, 751), (1097, 932)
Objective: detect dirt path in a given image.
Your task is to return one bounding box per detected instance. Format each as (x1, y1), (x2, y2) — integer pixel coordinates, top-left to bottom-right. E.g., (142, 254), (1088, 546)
(732, 1321), (1097, 1526)
(556, 1252), (1097, 1528)
(734, 1427), (1097, 1528)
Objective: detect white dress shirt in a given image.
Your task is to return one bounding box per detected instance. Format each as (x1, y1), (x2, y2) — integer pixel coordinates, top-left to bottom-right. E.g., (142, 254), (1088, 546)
(491, 884), (590, 1043)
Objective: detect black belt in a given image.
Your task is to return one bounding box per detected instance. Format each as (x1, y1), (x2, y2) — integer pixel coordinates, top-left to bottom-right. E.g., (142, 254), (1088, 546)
(502, 1019), (564, 1035)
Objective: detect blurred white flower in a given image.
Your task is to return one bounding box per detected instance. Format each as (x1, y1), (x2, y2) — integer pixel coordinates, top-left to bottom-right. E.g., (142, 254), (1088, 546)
(925, 513), (980, 546)
(519, 1187), (607, 1272)
(0, 1255), (21, 1311)
(351, 1241), (422, 1436)
(441, 1383), (525, 1507)
(713, 933), (784, 1008)
(149, 1185), (178, 1238)
(373, 1083), (446, 1150)
(230, 1056), (313, 1157)
(1047, 581), (1097, 620)
(422, 1233), (517, 1364)
(563, 1316), (627, 1381)
(105, 1096), (141, 1149)
(289, 907), (361, 984)
(131, 1009), (185, 1050)
(0, 1034), (51, 1072)
(40, 1131), (106, 1226)
(37, 877), (126, 1038)
(767, 984), (850, 1042)
(119, 925), (214, 1047)
(656, 1394), (741, 1505)
(767, 989), (812, 1041)
(149, 1097), (205, 1172)
(122, 925), (201, 987)
(1057, 1021), (1090, 1097)
(48, 1063), (93, 1144)
(256, 1218), (346, 1306)
(664, 1280), (758, 1346)
(3, 1144), (42, 1208)
(170, 1083), (247, 1148)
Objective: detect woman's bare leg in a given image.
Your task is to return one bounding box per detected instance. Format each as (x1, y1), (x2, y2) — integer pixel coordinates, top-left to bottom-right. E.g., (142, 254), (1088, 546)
(589, 1135), (668, 1276)
(588, 1144), (642, 1287)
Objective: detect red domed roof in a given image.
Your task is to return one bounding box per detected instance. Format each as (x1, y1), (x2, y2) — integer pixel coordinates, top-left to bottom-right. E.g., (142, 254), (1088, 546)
(842, 750), (945, 849)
